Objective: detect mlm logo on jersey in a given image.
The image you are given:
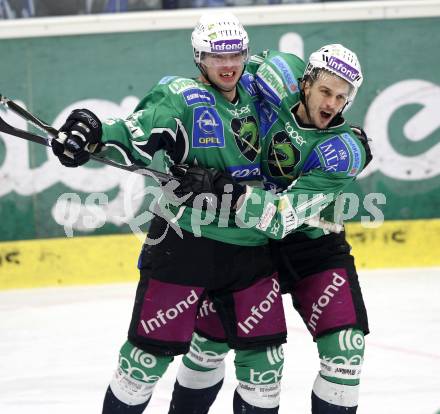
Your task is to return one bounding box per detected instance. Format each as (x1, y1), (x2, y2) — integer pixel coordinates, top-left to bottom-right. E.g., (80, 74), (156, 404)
(193, 107), (225, 148)
(231, 115), (260, 162)
(317, 134), (362, 176)
(267, 131), (301, 179)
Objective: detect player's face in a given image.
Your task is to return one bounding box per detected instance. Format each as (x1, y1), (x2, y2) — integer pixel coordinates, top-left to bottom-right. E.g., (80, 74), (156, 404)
(200, 52), (245, 93)
(300, 72), (350, 129)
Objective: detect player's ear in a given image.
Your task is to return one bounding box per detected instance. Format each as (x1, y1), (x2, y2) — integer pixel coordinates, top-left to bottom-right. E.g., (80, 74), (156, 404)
(300, 78), (311, 97)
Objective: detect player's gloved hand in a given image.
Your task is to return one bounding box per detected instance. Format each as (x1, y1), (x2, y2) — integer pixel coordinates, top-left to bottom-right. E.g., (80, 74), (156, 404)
(170, 164), (245, 209)
(52, 109), (102, 167)
(350, 125), (373, 168)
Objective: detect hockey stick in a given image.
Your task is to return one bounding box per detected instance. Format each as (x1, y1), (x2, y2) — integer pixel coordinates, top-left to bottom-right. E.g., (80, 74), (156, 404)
(0, 94), (174, 183)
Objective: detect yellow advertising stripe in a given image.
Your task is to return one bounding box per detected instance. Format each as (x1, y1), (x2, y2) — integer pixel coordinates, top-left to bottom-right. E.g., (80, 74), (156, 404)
(0, 233), (143, 290)
(0, 218), (439, 290)
(345, 218), (440, 269)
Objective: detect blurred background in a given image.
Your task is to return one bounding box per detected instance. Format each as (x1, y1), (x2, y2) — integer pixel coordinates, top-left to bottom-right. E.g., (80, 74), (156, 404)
(0, 0), (415, 18)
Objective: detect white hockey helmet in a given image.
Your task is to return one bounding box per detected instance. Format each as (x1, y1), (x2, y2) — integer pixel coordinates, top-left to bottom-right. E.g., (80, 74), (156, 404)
(304, 44), (363, 105)
(191, 12), (249, 64)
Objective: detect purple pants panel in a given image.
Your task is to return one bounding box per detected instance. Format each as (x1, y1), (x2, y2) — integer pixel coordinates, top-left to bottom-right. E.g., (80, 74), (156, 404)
(136, 279), (204, 342)
(292, 268), (356, 338)
(234, 274), (286, 338)
(196, 298), (227, 340)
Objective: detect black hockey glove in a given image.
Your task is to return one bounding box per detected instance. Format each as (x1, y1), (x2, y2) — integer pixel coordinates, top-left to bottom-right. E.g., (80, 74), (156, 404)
(52, 109), (102, 167)
(350, 125), (373, 168)
(170, 164), (245, 209)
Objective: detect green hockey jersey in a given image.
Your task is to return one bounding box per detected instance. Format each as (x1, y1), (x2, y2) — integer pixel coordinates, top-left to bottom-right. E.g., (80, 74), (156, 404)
(238, 50), (368, 240)
(99, 75), (267, 246)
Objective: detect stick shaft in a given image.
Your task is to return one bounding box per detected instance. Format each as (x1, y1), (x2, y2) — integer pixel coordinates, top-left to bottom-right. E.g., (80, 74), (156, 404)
(0, 94), (173, 182)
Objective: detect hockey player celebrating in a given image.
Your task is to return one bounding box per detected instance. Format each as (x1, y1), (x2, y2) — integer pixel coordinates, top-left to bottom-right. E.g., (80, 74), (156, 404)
(168, 45), (371, 414)
(51, 12), (287, 414)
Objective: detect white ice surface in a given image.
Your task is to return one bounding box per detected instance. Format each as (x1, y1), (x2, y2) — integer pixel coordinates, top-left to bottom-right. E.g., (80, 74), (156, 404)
(1, 267), (440, 414)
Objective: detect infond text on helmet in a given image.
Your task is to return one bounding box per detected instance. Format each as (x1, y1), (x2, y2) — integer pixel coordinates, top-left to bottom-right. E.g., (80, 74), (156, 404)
(210, 39), (243, 53)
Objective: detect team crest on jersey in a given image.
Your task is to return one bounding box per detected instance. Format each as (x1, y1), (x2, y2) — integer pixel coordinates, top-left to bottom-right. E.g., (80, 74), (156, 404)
(231, 116), (260, 162)
(267, 131), (301, 178)
(192, 107), (225, 148)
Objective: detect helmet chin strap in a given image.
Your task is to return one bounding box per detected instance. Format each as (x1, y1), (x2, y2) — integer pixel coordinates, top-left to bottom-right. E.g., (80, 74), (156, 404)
(299, 86), (315, 127)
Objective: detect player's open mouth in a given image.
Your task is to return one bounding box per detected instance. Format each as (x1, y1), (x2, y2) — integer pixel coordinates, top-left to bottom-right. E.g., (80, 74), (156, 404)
(220, 72), (235, 78)
(320, 111), (332, 119)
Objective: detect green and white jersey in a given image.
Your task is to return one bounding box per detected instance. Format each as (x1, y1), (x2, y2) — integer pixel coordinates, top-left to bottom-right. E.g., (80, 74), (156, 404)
(99, 75), (267, 246)
(238, 50), (368, 240)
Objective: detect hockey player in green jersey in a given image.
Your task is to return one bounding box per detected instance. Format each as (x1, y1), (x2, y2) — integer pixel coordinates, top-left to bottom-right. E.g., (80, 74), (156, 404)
(51, 12), (287, 414)
(168, 45), (371, 413)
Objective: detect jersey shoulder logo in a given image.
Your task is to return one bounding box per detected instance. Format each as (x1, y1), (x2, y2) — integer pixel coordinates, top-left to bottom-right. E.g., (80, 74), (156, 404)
(183, 88), (216, 106)
(269, 55), (299, 94)
(256, 62), (287, 107)
(239, 72), (258, 97)
(341, 132), (363, 176)
(158, 76), (179, 85)
(168, 78), (199, 95)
